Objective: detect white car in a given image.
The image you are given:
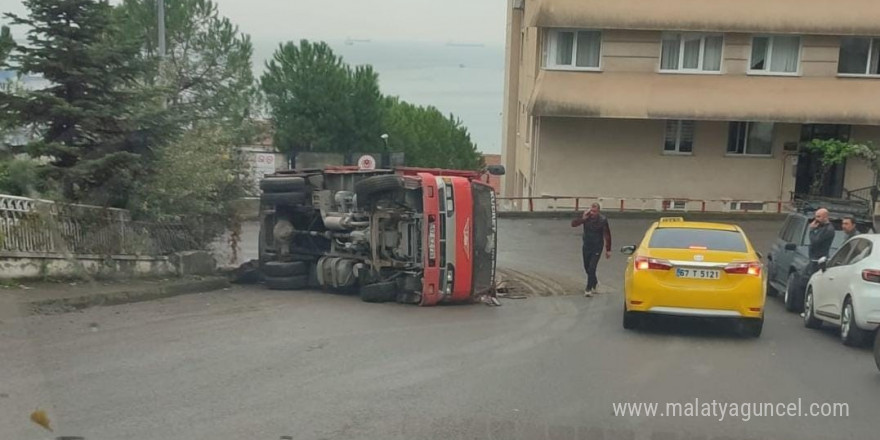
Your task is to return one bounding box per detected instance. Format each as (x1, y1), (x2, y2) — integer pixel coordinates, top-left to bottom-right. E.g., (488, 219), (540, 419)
(804, 234), (880, 346)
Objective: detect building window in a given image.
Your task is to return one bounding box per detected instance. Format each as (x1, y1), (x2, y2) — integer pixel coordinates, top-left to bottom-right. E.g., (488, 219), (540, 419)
(664, 120), (694, 154)
(546, 29), (601, 70)
(749, 36), (801, 74)
(727, 122), (774, 156)
(838, 37), (880, 75)
(660, 33), (723, 72)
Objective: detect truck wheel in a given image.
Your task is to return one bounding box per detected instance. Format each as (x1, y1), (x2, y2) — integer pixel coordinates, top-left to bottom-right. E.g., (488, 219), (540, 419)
(260, 177), (306, 193)
(360, 282), (398, 303)
(354, 175), (404, 203)
(260, 191), (308, 207)
(264, 275), (309, 290)
(261, 261), (309, 278)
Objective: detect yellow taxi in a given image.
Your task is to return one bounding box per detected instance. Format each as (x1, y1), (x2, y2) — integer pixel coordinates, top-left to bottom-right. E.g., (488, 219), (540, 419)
(621, 217), (765, 337)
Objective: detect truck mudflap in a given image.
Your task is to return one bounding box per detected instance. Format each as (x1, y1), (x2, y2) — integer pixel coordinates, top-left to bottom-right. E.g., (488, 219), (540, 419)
(419, 172), (443, 306)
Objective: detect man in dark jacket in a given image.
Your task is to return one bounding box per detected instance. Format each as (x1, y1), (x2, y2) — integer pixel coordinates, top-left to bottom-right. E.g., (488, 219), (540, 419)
(809, 208), (834, 263)
(571, 203), (612, 297)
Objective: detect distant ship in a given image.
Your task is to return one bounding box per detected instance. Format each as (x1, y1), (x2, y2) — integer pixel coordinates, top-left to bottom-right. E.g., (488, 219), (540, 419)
(345, 38), (372, 45)
(446, 41), (485, 48)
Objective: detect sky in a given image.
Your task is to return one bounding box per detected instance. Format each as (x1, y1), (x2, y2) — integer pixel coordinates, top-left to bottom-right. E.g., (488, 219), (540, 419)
(1, 0), (507, 46)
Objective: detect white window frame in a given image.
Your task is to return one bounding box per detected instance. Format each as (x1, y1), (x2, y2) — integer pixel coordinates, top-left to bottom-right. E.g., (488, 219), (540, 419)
(748, 35), (803, 77)
(658, 33), (724, 74)
(837, 37), (880, 78)
(663, 120), (695, 155)
(544, 29), (602, 71)
(726, 122), (774, 157)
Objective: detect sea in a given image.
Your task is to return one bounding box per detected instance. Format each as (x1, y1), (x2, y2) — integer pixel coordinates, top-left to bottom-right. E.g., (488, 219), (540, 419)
(253, 40), (505, 154)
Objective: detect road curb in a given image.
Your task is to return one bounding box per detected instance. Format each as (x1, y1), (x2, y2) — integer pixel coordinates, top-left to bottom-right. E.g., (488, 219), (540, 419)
(499, 211), (790, 221)
(27, 277), (231, 315)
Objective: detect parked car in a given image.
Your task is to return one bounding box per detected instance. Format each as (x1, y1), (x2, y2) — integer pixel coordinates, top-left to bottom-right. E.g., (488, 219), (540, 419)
(803, 234), (880, 346)
(766, 208), (873, 313)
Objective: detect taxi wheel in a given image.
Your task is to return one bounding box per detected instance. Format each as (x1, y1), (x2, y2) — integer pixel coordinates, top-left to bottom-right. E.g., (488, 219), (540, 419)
(622, 308), (641, 330)
(739, 317), (763, 338)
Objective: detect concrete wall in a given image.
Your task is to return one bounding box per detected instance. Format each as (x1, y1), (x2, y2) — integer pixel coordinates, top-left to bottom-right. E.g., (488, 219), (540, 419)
(533, 117), (808, 200)
(0, 253), (176, 280)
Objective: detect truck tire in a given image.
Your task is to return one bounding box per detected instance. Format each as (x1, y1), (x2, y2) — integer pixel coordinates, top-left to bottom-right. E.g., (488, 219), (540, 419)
(360, 282), (398, 303)
(354, 175), (404, 203)
(265, 275), (309, 290)
(260, 191), (307, 207)
(260, 177), (306, 193)
(261, 261), (309, 278)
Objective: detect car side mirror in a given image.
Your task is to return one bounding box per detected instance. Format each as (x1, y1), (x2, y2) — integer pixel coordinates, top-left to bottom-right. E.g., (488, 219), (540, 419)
(620, 245), (636, 255)
(486, 165), (506, 176)
(818, 256), (828, 272)
(784, 243), (797, 251)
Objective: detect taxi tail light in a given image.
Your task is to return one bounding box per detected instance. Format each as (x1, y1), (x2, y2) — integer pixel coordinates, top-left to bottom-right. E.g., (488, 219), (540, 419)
(724, 262), (762, 276)
(861, 269), (880, 283)
(634, 257), (672, 271)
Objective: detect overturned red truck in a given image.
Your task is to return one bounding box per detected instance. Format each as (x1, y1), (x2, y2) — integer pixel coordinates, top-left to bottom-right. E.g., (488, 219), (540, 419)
(257, 165), (504, 306)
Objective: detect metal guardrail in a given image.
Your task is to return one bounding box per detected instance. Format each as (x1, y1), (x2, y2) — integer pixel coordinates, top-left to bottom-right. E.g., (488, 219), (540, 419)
(497, 196), (795, 214)
(0, 194), (200, 256)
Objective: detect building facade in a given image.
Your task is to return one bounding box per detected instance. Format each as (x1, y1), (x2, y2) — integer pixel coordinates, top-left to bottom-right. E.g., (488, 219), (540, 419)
(501, 0), (880, 211)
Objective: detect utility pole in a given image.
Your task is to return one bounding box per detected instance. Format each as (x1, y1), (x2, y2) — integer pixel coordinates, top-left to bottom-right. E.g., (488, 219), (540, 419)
(157, 0), (166, 58)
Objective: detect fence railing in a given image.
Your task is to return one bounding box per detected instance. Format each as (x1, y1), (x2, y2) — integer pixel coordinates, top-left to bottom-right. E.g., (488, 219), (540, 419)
(497, 196), (796, 214)
(0, 194), (200, 256)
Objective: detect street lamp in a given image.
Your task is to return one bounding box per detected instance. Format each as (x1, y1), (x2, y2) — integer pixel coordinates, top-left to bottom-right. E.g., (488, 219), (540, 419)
(380, 133), (389, 151)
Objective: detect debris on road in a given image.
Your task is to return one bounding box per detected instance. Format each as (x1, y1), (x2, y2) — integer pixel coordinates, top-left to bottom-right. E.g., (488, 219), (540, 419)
(30, 408), (52, 431)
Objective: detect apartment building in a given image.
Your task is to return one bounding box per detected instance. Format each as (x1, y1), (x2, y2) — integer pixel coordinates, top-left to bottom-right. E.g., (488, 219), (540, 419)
(501, 0), (880, 210)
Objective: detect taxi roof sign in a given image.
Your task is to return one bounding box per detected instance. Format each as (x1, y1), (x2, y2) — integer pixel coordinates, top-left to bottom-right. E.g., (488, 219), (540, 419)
(659, 217), (685, 223)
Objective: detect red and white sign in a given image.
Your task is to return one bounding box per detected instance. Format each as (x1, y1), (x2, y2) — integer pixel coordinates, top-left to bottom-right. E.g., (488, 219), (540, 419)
(357, 154), (377, 170)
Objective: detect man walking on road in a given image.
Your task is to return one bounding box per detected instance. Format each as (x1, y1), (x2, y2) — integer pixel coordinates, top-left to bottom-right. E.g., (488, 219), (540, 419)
(572, 203), (612, 297)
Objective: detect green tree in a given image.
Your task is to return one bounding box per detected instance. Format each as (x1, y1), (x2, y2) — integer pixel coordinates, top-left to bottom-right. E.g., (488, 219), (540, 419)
(3, 0), (172, 207)
(261, 40), (384, 157)
(383, 97), (482, 170)
(804, 139), (867, 196)
(116, 0), (259, 144)
(0, 26), (13, 65)
(132, 124), (249, 245)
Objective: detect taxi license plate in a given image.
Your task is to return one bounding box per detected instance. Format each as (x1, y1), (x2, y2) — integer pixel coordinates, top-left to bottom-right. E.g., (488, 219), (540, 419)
(676, 268), (721, 280)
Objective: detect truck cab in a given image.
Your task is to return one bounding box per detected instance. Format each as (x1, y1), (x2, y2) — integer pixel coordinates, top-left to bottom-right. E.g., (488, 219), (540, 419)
(257, 166), (501, 306)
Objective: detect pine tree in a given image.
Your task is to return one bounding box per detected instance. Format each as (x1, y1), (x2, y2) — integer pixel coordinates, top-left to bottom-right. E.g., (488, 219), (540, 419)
(4, 0), (172, 206)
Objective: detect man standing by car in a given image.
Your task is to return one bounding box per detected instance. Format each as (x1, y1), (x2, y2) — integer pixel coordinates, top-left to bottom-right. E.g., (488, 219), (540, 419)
(842, 216), (860, 240)
(809, 208), (835, 267)
(572, 203), (612, 297)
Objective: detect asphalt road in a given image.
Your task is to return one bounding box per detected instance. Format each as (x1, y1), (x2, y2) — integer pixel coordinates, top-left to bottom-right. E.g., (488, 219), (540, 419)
(2, 218), (879, 440)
